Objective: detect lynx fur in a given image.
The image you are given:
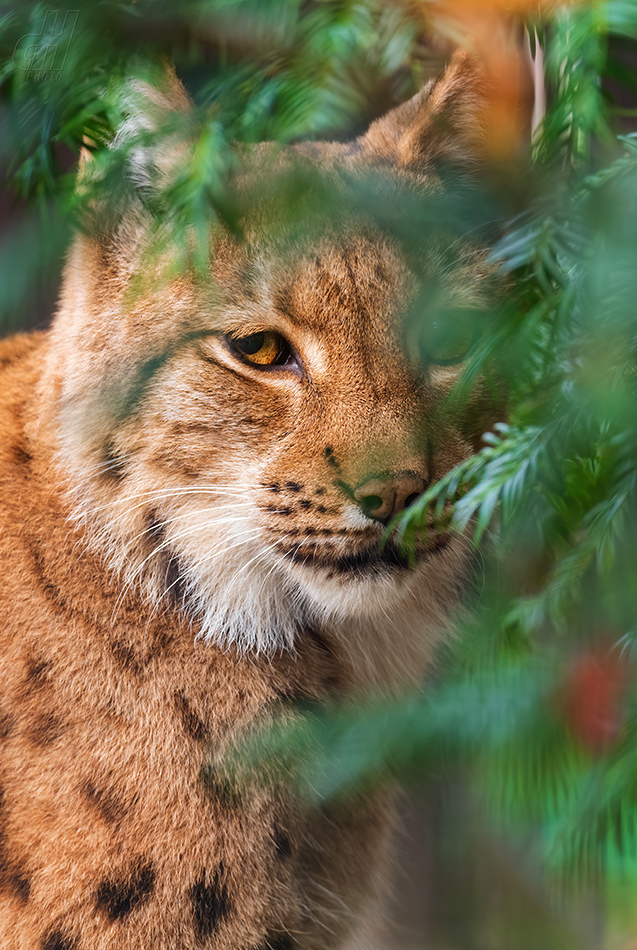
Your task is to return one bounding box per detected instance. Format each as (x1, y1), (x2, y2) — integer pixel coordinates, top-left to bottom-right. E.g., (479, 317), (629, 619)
(0, 53), (504, 949)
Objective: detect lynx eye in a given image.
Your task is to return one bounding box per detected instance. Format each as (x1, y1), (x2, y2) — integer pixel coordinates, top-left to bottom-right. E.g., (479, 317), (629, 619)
(227, 331), (291, 367)
(422, 310), (478, 366)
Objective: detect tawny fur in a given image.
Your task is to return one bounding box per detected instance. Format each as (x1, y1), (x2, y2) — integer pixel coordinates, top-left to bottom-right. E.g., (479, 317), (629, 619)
(0, 53), (507, 949)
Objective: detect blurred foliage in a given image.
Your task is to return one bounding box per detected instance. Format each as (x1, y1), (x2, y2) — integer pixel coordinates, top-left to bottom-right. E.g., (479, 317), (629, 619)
(0, 0), (436, 325)
(4, 0), (637, 946)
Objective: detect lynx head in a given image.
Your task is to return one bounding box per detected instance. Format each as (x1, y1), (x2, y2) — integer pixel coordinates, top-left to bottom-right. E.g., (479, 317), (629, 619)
(40, 54), (507, 681)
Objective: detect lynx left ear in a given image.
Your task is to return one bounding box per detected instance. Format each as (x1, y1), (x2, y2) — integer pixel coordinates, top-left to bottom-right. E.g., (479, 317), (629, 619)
(79, 63), (193, 198)
(112, 63), (193, 190)
(361, 50), (527, 170)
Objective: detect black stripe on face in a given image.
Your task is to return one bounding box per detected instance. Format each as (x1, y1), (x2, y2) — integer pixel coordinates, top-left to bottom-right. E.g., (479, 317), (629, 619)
(146, 512), (166, 548)
(102, 441), (127, 481)
(163, 553), (184, 607)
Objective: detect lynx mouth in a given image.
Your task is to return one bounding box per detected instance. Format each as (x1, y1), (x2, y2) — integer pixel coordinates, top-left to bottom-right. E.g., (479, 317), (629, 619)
(282, 534), (452, 577)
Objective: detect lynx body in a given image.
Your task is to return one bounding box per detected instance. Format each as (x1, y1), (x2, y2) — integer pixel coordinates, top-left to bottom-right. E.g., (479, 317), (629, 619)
(0, 55), (498, 949)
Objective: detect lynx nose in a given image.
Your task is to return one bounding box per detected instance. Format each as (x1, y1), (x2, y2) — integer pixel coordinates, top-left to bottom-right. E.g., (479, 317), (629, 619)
(353, 474), (426, 524)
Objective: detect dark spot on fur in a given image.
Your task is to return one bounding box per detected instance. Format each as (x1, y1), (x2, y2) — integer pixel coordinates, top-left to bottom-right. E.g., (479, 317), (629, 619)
(272, 826), (292, 859)
(273, 288), (295, 318)
(174, 692), (207, 743)
(199, 763), (243, 809)
(26, 710), (64, 746)
(303, 527), (316, 536)
(146, 512), (166, 546)
(43, 579), (69, 610)
(5, 867), (30, 902)
(0, 821), (31, 904)
(0, 712), (15, 741)
(13, 442), (32, 468)
(266, 483), (280, 493)
(326, 455), (340, 471)
(41, 931), (77, 950)
(28, 545), (74, 616)
(190, 868), (230, 940)
(153, 625), (174, 653)
(257, 933), (295, 950)
(285, 481), (301, 493)
(110, 639), (145, 676)
(315, 487), (325, 496)
(82, 780), (126, 826)
(163, 554), (184, 606)
(266, 505), (294, 516)
(324, 447), (334, 457)
(299, 499), (312, 510)
(143, 516), (185, 607)
(103, 441), (127, 481)
(96, 862), (155, 920)
(25, 656), (51, 691)
(316, 505), (327, 514)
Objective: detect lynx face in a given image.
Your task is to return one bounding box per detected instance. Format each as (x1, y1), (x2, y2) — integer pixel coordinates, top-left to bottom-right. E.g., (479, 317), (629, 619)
(41, 55), (500, 673)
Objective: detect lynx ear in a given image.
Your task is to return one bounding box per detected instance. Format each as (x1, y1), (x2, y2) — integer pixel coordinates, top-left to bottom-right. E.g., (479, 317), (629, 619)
(112, 63), (193, 190)
(361, 50), (525, 171)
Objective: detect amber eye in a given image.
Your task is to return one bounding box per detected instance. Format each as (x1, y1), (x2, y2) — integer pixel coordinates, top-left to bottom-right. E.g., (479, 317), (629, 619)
(228, 331), (291, 367)
(422, 310), (478, 365)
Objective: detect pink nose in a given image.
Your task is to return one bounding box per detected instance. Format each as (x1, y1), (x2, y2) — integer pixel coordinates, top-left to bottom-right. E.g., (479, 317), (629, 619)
(353, 474), (426, 524)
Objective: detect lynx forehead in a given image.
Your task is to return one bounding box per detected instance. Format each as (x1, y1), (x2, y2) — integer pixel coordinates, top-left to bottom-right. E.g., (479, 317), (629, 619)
(0, 51), (504, 949)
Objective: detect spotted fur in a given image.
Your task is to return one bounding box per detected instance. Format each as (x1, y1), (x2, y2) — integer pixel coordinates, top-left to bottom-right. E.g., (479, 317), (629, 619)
(0, 53), (512, 949)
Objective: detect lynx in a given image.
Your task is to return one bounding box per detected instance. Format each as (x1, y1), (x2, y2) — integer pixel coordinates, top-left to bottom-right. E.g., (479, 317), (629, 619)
(0, 53), (503, 949)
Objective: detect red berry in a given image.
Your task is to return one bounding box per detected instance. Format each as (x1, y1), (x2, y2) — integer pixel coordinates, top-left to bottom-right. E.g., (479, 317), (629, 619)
(560, 648), (629, 755)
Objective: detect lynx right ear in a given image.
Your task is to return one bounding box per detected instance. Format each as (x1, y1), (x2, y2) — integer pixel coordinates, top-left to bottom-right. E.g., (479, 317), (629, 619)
(361, 50), (528, 171)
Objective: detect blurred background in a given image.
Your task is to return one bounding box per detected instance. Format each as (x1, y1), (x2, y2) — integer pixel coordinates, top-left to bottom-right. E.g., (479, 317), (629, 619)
(3, 2), (637, 947)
